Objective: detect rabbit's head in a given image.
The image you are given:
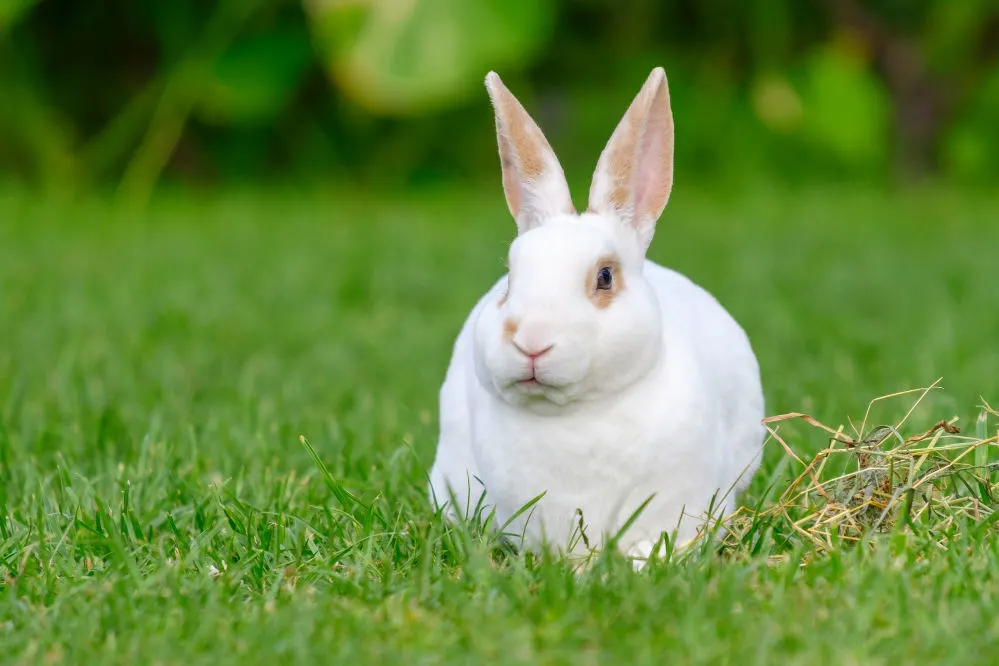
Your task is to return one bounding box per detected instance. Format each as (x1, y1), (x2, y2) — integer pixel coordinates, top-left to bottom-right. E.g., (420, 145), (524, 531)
(473, 68), (675, 409)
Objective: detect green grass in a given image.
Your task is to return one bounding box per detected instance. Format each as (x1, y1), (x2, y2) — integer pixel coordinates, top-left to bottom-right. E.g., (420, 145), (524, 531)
(1, 183), (998, 664)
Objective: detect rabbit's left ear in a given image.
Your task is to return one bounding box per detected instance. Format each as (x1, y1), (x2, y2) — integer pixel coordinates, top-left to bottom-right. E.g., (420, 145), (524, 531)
(485, 72), (575, 234)
(588, 68), (674, 252)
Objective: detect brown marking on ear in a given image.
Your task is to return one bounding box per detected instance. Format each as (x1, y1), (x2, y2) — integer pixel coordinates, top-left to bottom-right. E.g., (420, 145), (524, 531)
(588, 67), (674, 245)
(607, 113), (641, 211)
(486, 72), (575, 230)
(495, 133), (521, 214)
(497, 290), (507, 307)
(587, 254), (625, 309)
(502, 317), (519, 341)
(495, 93), (546, 179)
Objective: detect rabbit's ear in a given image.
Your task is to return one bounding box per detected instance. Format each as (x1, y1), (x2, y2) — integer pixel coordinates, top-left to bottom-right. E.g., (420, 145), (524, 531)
(588, 68), (674, 252)
(485, 72), (575, 234)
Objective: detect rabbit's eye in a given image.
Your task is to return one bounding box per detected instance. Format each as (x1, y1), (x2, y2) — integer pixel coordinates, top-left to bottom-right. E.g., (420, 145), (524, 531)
(596, 267), (613, 290)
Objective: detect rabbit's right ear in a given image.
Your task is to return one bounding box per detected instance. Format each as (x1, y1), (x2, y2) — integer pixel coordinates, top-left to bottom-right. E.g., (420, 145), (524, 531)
(588, 68), (674, 253)
(485, 72), (575, 234)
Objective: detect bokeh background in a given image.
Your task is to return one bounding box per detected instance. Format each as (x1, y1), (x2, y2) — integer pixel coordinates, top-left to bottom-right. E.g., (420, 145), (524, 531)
(3, 0), (999, 200)
(3, 5), (999, 660)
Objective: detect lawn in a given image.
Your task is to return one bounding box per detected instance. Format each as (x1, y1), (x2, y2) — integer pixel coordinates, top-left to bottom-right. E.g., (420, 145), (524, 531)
(1, 183), (998, 664)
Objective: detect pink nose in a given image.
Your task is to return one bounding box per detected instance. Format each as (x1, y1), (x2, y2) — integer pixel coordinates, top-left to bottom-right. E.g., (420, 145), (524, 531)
(513, 341), (554, 359)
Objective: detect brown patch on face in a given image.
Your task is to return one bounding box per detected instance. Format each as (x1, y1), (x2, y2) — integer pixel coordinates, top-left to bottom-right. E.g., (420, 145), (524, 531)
(587, 254), (625, 309)
(502, 317), (519, 341)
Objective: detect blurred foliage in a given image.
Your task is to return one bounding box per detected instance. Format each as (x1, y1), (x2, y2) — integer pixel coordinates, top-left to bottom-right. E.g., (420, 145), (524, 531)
(0, 0), (997, 201)
(0, 0), (33, 34)
(305, 0), (556, 115)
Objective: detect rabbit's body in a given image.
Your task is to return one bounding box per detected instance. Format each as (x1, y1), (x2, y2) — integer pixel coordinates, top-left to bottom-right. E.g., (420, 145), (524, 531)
(430, 258), (763, 557)
(427, 68), (765, 564)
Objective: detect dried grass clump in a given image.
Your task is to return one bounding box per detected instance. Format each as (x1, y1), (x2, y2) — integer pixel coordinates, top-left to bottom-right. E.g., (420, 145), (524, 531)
(724, 380), (999, 554)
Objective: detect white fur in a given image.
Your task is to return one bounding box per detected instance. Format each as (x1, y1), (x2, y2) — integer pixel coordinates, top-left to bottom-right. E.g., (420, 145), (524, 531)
(428, 69), (765, 564)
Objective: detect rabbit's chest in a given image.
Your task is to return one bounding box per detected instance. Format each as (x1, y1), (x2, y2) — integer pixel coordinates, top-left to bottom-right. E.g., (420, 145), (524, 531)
(470, 398), (710, 544)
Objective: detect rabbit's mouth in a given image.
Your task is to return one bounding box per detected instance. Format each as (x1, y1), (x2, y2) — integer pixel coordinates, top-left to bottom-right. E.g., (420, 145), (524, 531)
(511, 362), (571, 392)
(499, 373), (576, 408)
(516, 367), (552, 387)
(515, 374), (557, 393)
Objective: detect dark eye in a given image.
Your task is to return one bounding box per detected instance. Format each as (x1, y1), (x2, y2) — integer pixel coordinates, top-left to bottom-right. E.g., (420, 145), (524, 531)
(596, 267), (613, 290)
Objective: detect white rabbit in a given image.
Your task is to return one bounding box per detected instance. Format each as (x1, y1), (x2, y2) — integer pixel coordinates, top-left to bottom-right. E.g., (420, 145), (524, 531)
(428, 68), (765, 565)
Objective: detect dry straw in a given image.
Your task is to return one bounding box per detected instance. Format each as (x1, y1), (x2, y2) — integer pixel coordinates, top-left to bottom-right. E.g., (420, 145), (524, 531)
(720, 379), (999, 555)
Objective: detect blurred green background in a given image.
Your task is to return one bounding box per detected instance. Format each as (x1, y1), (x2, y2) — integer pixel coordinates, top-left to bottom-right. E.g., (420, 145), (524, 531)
(3, 5), (999, 661)
(3, 0), (999, 202)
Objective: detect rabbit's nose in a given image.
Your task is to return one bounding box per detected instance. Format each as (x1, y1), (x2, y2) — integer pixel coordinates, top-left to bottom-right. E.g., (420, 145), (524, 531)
(512, 340), (554, 359)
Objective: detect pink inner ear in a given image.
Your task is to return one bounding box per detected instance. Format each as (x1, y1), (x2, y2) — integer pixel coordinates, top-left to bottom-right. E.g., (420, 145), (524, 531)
(632, 113), (672, 223)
